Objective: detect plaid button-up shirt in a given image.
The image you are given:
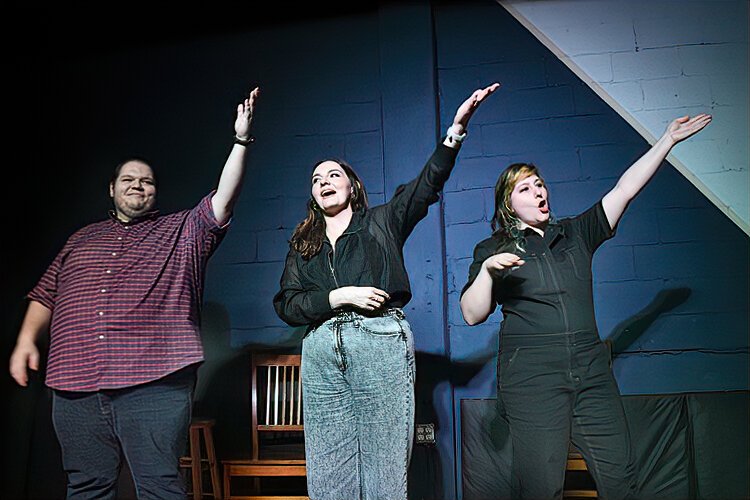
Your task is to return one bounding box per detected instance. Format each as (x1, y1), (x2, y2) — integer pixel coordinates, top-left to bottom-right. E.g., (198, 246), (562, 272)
(29, 193), (228, 391)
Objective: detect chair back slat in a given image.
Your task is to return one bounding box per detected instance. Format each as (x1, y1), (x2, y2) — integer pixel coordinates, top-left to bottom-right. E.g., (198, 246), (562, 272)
(297, 366), (302, 425)
(274, 366), (281, 425)
(281, 365), (288, 425)
(290, 365), (296, 425)
(265, 366), (271, 426)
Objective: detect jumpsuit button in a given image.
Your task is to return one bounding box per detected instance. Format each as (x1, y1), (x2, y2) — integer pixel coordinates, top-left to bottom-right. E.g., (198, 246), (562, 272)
(573, 376), (581, 383)
(353, 320), (361, 328)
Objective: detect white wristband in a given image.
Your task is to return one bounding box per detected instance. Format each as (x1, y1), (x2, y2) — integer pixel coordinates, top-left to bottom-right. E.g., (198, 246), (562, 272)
(446, 124), (467, 144)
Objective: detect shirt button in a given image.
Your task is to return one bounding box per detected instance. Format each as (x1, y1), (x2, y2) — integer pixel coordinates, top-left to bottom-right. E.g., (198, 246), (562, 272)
(117, 237), (123, 241)
(105, 270), (112, 274)
(101, 289), (107, 293)
(111, 252), (117, 256)
(97, 311), (104, 316)
(98, 335), (105, 340)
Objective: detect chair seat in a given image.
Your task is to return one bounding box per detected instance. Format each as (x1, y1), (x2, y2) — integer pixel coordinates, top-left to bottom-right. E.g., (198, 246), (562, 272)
(224, 458), (307, 476)
(225, 497), (308, 500)
(562, 490), (598, 498)
(563, 448), (597, 499)
(566, 450), (589, 471)
(230, 459), (306, 465)
(223, 459), (307, 499)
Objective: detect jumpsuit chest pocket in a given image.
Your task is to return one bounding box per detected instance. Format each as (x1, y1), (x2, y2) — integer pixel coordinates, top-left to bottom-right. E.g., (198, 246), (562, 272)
(503, 253), (550, 295)
(555, 242), (591, 282)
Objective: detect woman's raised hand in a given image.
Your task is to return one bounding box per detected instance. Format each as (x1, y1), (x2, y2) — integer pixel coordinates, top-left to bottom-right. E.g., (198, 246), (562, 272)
(452, 82), (501, 132)
(663, 113), (712, 147)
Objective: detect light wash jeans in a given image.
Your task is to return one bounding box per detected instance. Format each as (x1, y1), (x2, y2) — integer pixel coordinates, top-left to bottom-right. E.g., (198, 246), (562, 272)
(301, 308), (416, 500)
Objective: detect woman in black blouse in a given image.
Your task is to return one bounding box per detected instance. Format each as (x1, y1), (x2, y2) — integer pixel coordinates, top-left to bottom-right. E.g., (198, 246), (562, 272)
(460, 113), (711, 500)
(274, 83), (499, 499)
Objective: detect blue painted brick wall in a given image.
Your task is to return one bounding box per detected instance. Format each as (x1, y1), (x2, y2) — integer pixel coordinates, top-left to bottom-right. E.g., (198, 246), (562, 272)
(435, 1), (748, 398)
(19, 3), (747, 499)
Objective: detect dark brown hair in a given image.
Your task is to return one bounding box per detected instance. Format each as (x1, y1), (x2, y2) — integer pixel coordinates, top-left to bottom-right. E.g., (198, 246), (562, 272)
(290, 159), (368, 260)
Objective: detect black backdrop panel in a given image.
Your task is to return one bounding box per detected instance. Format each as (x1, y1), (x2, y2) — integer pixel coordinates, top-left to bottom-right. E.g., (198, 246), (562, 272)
(461, 392), (749, 500)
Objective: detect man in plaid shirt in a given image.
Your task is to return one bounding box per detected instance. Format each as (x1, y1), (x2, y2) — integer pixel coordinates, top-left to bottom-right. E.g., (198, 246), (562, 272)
(10, 87), (260, 499)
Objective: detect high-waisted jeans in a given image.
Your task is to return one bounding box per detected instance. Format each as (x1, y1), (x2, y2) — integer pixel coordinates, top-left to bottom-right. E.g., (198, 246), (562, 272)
(498, 331), (637, 500)
(301, 308), (415, 500)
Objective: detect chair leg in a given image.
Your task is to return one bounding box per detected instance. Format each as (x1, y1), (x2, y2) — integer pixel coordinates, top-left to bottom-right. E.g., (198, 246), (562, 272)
(189, 424), (203, 499)
(203, 425), (222, 499)
(223, 465), (232, 499)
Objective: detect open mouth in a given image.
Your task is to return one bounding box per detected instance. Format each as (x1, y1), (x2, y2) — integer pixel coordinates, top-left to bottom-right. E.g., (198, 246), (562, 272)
(321, 189), (336, 198)
(538, 199), (549, 214)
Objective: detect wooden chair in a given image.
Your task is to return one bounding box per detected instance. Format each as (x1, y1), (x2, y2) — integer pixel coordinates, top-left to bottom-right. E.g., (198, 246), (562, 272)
(563, 443), (598, 498)
(222, 353), (308, 499)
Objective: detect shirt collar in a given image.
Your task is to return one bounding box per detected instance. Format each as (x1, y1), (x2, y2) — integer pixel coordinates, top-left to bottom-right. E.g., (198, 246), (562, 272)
(518, 220), (566, 245)
(545, 221), (565, 246)
(108, 209), (160, 226)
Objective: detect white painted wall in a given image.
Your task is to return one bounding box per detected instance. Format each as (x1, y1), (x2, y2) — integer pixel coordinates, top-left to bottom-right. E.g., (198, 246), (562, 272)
(499, 0), (749, 234)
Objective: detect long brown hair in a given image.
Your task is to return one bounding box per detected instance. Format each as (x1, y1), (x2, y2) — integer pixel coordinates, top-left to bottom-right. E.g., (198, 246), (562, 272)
(491, 162), (546, 248)
(290, 159), (369, 260)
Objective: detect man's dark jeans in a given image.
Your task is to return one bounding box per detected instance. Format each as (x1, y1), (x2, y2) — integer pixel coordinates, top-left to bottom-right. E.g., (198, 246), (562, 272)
(52, 366), (196, 499)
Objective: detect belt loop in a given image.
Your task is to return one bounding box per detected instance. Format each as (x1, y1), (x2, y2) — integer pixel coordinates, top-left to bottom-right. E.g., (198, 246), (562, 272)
(388, 307), (405, 320)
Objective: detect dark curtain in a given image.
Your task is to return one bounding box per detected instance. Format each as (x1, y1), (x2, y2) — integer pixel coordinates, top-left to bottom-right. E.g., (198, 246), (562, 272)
(462, 391), (749, 500)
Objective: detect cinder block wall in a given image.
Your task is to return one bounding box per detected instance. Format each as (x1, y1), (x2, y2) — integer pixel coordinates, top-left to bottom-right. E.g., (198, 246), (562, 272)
(501, 0), (750, 231)
(437, 1), (748, 399)
(435, 5), (748, 493)
(5, 2), (747, 499)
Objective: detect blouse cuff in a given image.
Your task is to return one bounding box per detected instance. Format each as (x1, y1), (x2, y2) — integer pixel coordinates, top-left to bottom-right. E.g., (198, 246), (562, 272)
(309, 290), (334, 317)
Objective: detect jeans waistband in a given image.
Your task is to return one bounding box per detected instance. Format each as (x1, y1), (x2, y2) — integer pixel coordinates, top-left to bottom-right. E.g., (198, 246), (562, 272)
(329, 307), (406, 323)
(501, 330), (601, 348)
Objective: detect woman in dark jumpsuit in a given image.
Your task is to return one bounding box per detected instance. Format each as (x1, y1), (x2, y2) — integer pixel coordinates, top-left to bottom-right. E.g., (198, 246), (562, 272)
(459, 113), (711, 500)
